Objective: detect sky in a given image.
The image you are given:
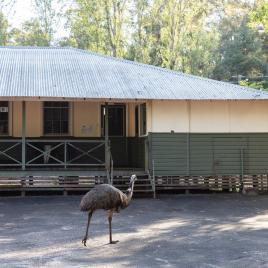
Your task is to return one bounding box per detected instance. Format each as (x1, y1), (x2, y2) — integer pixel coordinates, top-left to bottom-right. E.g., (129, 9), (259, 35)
(11, 0), (33, 27)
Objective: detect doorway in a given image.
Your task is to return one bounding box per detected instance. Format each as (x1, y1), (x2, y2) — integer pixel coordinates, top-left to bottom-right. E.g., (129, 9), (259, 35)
(101, 104), (126, 137)
(101, 104), (128, 167)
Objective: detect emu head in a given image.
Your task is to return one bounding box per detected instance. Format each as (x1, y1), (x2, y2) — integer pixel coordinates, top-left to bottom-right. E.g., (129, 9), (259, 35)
(130, 174), (137, 184)
(125, 174), (137, 197)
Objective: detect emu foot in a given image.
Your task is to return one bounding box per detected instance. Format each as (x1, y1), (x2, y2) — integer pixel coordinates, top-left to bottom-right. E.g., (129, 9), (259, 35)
(109, 240), (119, 244)
(82, 238), (87, 247)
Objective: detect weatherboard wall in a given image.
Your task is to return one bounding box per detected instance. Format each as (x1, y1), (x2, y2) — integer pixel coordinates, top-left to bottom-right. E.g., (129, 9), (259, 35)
(8, 99), (268, 137)
(12, 101), (42, 137)
(150, 133), (268, 176)
(9, 101), (136, 138)
(148, 100), (268, 133)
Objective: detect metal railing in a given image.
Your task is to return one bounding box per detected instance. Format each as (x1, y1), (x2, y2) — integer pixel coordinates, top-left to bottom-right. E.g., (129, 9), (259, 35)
(0, 139), (107, 169)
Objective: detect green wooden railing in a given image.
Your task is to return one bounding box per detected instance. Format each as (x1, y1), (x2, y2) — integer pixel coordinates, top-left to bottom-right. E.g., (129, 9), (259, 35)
(0, 139), (107, 169)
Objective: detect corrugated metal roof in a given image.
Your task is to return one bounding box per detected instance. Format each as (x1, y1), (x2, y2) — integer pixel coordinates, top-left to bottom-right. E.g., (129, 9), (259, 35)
(0, 46), (267, 100)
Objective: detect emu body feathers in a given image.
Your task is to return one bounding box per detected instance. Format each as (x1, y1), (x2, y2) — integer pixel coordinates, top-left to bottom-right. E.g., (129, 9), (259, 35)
(80, 175), (137, 245)
(80, 184), (129, 212)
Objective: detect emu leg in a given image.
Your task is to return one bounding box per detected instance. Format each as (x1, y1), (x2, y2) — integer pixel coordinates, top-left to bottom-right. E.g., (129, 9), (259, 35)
(82, 211), (93, 247)
(108, 210), (118, 244)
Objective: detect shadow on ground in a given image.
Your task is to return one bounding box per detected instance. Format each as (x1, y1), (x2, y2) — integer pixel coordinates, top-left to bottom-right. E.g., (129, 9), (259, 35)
(0, 194), (268, 268)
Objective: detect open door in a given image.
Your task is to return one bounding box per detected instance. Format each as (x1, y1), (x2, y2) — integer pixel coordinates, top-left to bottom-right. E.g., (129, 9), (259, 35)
(101, 105), (126, 137)
(101, 104), (127, 167)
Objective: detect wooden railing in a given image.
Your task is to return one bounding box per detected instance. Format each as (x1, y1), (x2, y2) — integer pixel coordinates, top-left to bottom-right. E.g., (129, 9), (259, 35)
(0, 139), (107, 169)
(0, 140), (22, 167)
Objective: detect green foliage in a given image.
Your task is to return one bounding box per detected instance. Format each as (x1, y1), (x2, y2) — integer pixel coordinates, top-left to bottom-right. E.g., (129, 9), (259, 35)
(58, 36), (77, 47)
(213, 17), (265, 80)
(10, 19), (50, 46)
(33, 0), (57, 45)
(250, 1), (268, 34)
(239, 79), (268, 90)
(62, 0), (267, 80)
(65, 0), (128, 57)
(125, 0), (220, 76)
(0, 11), (8, 45)
(249, 1), (268, 77)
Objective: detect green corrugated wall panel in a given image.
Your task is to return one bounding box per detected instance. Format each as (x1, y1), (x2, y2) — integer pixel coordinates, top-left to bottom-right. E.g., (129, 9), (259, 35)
(149, 133), (268, 176)
(151, 133), (187, 175)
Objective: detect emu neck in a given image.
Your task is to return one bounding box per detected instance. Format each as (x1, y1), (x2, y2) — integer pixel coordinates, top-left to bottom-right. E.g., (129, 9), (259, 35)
(125, 180), (135, 206)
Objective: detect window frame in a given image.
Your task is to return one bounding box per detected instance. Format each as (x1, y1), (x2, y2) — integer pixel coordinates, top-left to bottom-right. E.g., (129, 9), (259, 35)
(135, 103), (147, 137)
(0, 101), (9, 136)
(43, 101), (70, 136)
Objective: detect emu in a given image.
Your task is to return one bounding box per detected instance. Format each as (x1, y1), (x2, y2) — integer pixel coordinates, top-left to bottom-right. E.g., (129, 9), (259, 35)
(80, 174), (137, 246)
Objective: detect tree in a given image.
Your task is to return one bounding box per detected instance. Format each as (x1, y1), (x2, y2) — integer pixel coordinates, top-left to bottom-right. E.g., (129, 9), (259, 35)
(213, 17), (265, 80)
(103, 0), (128, 57)
(0, 11), (8, 45)
(33, 0), (58, 45)
(65, 0), (128, 57)
(10, 19), (50, 46)
(127, 0), (220, 76)
(64, 1), (106, 52)
(58, 0), (268, 82)
(250, 1), (268, 34)
(240, 79), (268, 90)
(213, 0), (266, 81)
(127, 0), (150, 63)
(0, 0), (16, 13)
(0, 0), (16, 45)
(180, 30), (220, 77)
(250, 1), (268, 76)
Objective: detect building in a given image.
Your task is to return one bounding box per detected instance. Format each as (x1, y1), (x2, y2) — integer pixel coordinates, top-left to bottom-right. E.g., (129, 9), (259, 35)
(0, 46), (268, 194)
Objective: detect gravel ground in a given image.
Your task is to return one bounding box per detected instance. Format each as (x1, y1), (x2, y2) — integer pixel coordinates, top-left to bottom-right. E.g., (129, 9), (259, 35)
(0, 194), (268, 268)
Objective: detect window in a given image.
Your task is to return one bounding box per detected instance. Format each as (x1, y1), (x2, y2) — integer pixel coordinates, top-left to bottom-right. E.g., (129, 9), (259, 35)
(135, 103), (147, 136)
(0, 101), (9, 135)
(43, 102), (69, 135)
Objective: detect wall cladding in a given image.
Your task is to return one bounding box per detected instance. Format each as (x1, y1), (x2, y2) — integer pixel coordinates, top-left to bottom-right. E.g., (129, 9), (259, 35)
(149, 133), (268, 176)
